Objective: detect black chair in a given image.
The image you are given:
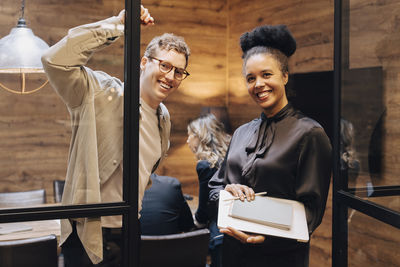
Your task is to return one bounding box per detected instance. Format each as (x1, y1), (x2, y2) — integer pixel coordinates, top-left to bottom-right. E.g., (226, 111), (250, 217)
(0, 189), (46, 208)
(140, 228), (210, 267)
(53, 180), (65, 203)
(0, 234), (58, 267)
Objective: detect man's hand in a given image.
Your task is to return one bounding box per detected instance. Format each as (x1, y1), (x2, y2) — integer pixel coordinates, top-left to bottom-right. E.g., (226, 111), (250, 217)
(118, 6), (155, 26)
(220, 226), (265, 244)
(140, 5), (154, 25)
(118, 9), (126, 24)
(225, 183), (255, 202)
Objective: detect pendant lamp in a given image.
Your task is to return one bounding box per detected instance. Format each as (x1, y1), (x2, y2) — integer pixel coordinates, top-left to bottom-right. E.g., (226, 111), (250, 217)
(0, 0), (49, 94)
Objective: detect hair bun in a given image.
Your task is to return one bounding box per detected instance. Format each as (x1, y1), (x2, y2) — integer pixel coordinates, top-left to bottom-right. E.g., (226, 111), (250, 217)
(240, 24), (296, 57)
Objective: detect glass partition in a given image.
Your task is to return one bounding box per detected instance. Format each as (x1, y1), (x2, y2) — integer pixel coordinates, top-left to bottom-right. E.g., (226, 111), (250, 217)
(0, 1), (126, 208)
(348, 210), (400, 267)
(341, 0), (400, 195)
(333, 0), (400, 265)
(0, 0), (140, 266)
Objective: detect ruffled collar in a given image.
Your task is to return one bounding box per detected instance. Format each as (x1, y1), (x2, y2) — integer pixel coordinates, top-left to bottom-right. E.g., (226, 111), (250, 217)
(260, 103), (293, 123)
(242, 103), (293, 179)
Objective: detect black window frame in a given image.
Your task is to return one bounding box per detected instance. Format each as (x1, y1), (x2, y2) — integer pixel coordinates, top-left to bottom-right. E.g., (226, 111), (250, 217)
(0, 1), (142, 266)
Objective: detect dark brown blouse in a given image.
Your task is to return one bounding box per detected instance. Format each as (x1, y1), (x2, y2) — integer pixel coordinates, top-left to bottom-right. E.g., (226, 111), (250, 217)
(209, 104), (332, 266)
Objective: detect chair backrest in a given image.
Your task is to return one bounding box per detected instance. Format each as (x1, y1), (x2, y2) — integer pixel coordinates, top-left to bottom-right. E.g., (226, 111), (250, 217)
(0, 189), (46, 208)
(140, 228), (210, 267)
(0, 234), (58, 267)
(53, 180), (65, 203)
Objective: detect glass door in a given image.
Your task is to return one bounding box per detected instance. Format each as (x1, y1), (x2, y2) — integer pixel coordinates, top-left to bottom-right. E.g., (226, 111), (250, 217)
(0, 0), (141, 266)
(332, 0), (400, 266)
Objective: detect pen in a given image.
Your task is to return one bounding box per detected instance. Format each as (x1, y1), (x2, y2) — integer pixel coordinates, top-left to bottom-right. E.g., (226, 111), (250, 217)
(223, 191), (267, 201)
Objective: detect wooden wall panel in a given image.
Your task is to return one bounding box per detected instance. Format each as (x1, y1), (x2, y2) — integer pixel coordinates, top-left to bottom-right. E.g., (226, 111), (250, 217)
(1, 0), (399, 265)
(141, 0), (228, 132)
(0, 79), (71, 202)
(310, 185), (332, 267)
(143, 0), (229, 191)
(0, 0), (125, 203)
(348, 200), (400, 267)
(342, 0), (400, 187)
(0, 0), (228, 200)
(349, 0), (400, 69)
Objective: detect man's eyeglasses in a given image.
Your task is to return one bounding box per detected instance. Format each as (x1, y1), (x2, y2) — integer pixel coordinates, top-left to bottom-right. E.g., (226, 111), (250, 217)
(148, 56), (190, 81)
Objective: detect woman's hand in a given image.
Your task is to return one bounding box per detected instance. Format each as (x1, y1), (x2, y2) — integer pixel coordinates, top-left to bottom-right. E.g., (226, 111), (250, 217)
(225, 183), (255, 202)
(118, 6), (155, 26)
(220, 226), (265, 244)
(222, 185), (264, 243)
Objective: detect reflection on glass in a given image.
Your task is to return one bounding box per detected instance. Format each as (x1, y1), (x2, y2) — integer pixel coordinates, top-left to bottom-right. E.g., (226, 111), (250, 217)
(348, 210), (400, 267)
(341, 0), (400, 193)
(0, 14), (124, 208)
(340, 118), (360, 185)
(39, 12), (127, 266)
(0, 9), (125, 267)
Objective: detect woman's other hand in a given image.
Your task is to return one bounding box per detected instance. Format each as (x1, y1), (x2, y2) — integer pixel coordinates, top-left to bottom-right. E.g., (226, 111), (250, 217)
(225, 183), (255, 201)
(220, 226), (265, 244)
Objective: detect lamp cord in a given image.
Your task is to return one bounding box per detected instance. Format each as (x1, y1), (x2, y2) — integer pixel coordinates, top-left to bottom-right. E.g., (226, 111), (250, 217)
(17, 0), (27, 27)
(20, 0), (25, 19)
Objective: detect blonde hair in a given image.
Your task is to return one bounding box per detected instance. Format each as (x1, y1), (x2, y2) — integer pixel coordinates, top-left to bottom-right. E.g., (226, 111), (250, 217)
(188, 114), (231, 168)
(144, 33), (190, 67)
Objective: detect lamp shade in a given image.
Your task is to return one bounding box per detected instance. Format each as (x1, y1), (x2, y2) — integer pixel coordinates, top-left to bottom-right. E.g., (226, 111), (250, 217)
(0, 19), (49, 73)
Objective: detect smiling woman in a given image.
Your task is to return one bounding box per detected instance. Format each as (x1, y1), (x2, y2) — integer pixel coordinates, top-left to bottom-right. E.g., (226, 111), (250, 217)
(244, 53), (288, 117)
(208, 24), (332, 267)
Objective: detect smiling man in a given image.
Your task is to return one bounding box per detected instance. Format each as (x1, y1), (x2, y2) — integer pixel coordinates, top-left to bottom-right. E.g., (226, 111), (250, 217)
(138, 34), (190, 216)
(41, 6), (190, 267)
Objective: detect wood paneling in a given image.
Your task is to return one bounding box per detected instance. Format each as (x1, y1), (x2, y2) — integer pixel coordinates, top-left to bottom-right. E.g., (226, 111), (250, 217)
(1, 0), (399, 266)
(0, 0), (125, 204)
(0, 0), (228, 201)
(143, 0), (228, 133)
(348, 197), (400, 267)
(310, 184), (332, 267)
(143, 0), (229, 194)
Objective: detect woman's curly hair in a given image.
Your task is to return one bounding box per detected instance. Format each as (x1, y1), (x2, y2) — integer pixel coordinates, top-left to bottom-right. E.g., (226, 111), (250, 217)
(239, 24), (297, 73)
(240, 24), (296, 58)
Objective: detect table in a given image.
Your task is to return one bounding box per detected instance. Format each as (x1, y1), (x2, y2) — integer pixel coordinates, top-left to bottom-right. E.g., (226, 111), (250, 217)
(0, 196), (198, 242)
(0, 220), (60, 241)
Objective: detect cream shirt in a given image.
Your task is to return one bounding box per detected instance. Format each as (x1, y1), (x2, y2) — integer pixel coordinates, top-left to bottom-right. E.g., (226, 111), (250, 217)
(139, 100), (162, 213)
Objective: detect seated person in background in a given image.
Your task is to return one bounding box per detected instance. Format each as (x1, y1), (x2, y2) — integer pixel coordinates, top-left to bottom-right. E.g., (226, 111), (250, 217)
(187, 113), (231, 267)
(140, 173), (194, 235)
